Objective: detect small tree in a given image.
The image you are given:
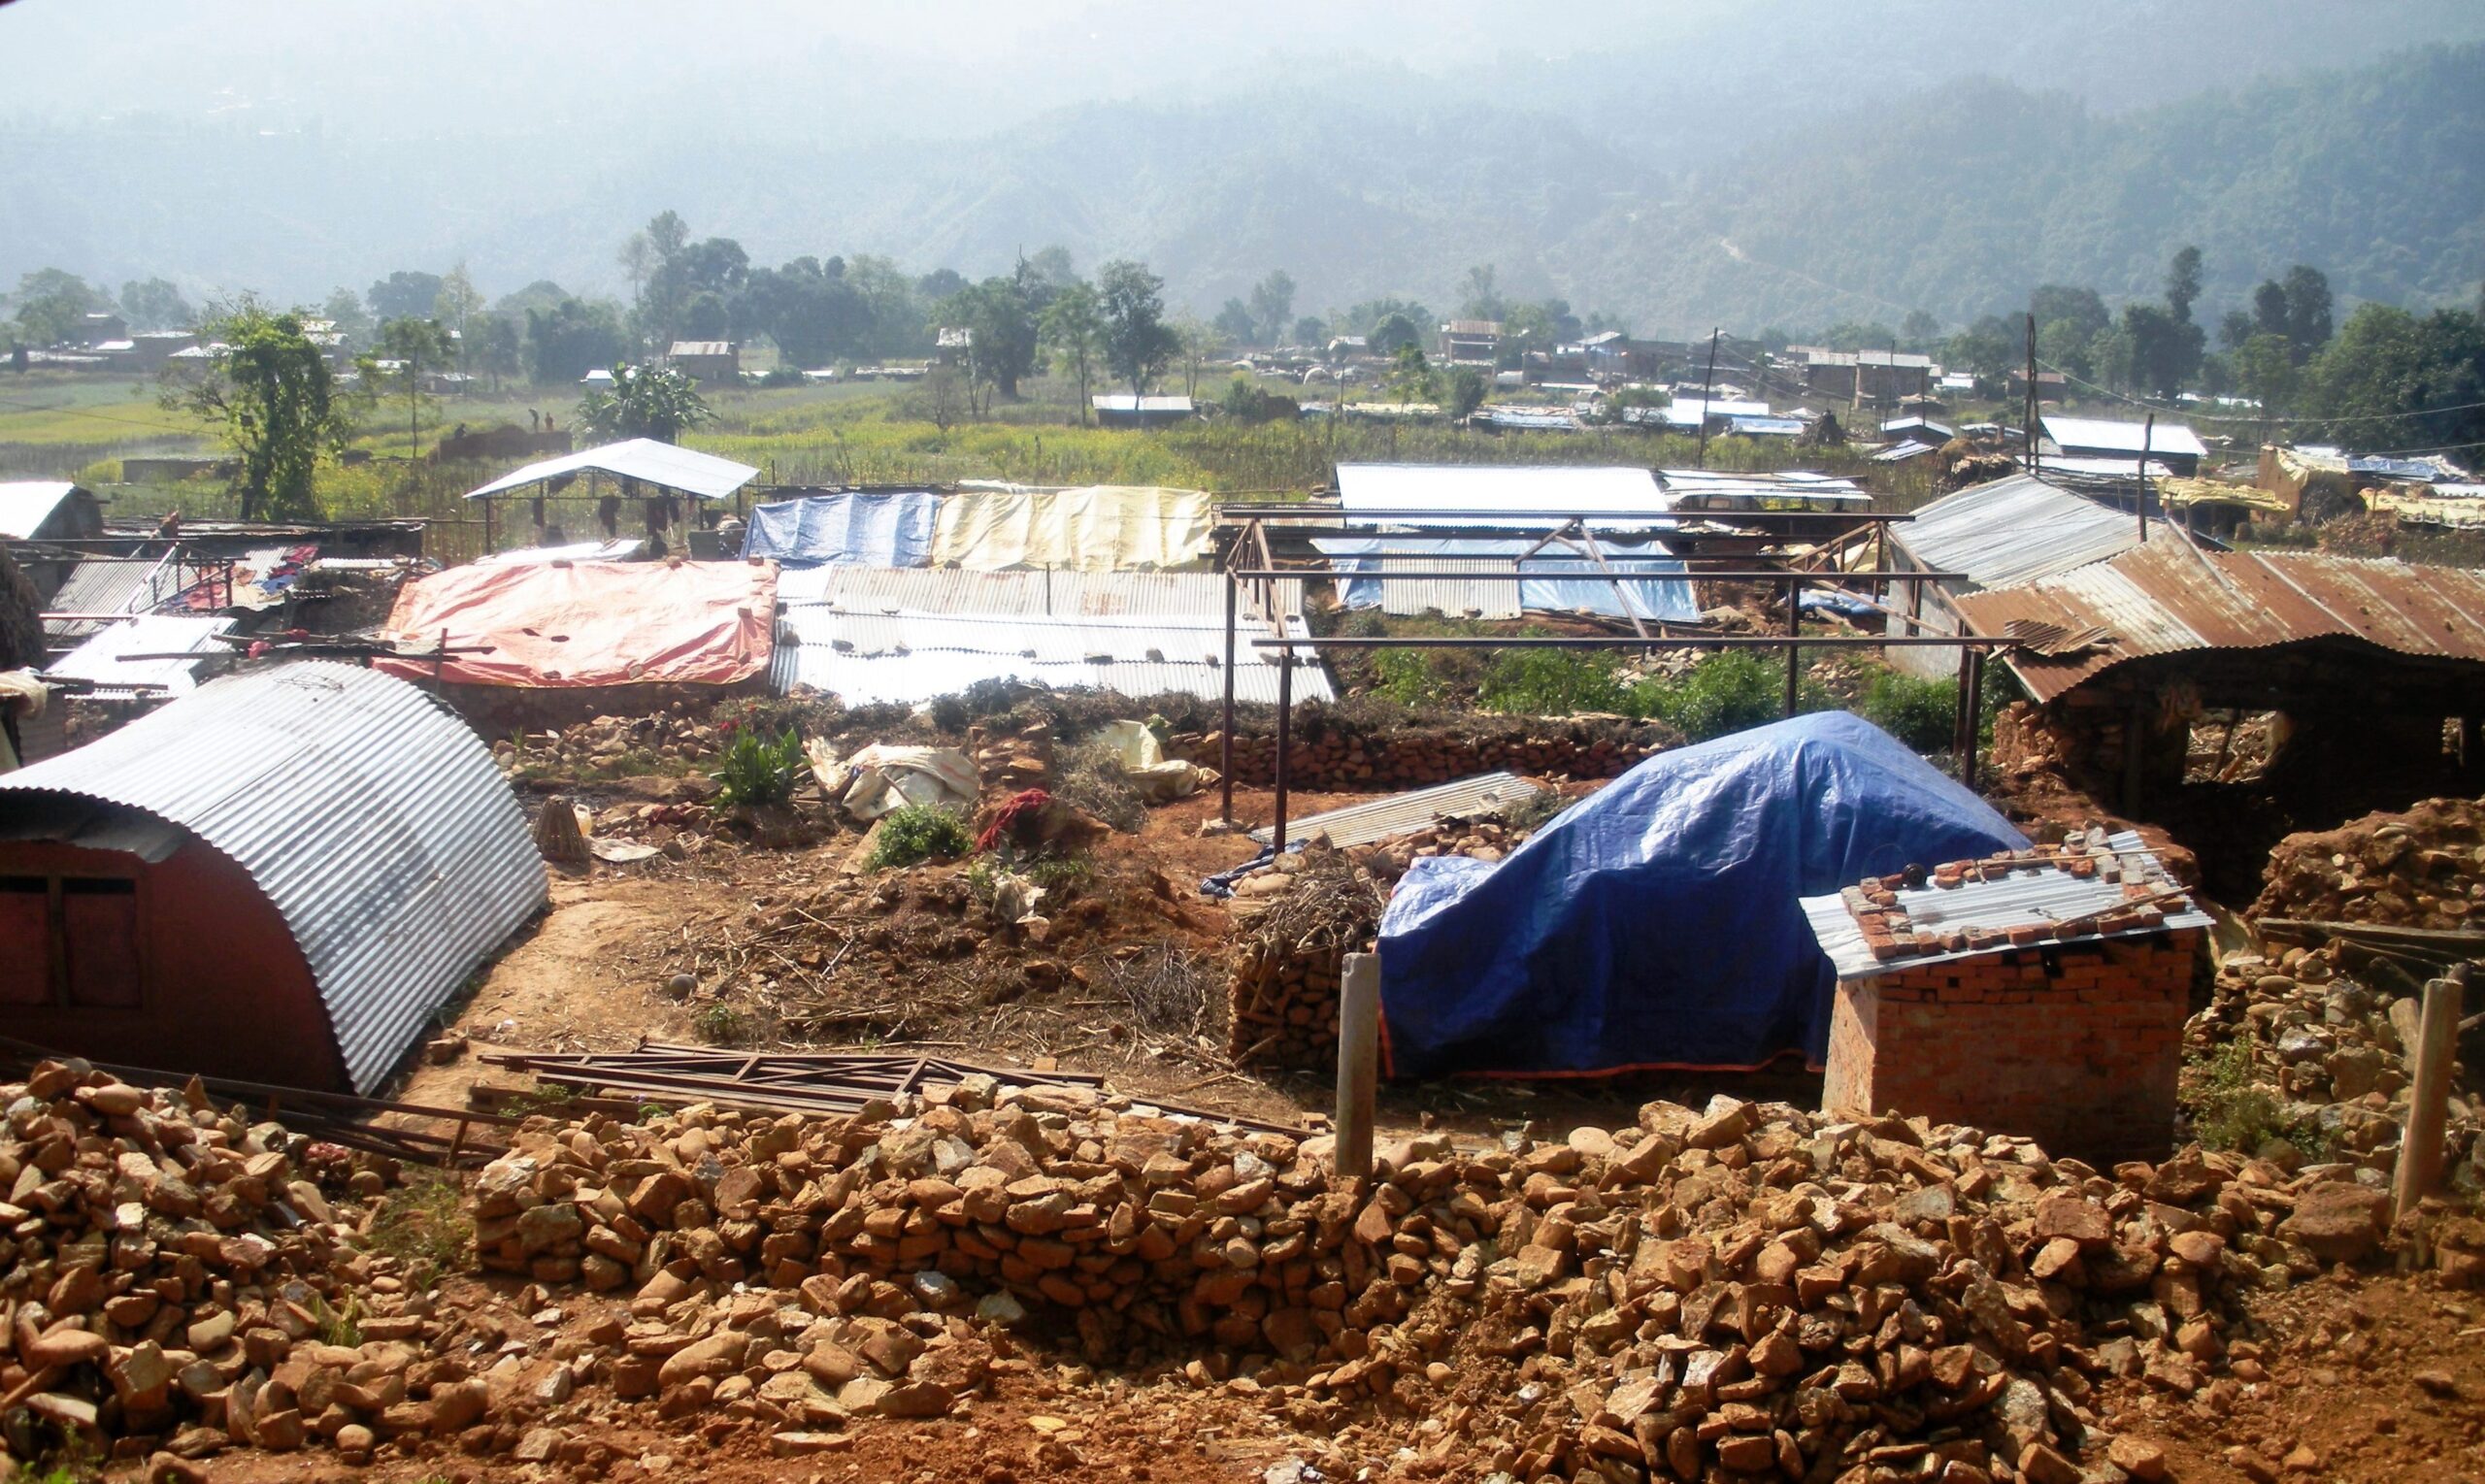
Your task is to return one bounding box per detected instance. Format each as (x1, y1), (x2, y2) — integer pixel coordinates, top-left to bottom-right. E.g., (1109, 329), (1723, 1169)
(162, 300), (362, 520)
(1443, 366), (1488, 420)
(1041, 281), (1106, 424)
(1387, 343), (1437, 404)
(577, 362), (713, 444)
(371, 317), (457, 460)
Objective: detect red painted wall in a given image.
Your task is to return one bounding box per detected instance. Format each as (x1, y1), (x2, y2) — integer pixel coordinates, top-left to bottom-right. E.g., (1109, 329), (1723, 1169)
(0, 836), (345, 1091)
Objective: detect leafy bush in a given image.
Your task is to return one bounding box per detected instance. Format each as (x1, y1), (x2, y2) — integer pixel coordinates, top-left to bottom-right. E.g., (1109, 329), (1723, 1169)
(711, 726), (805, 808)
(865, 803), (973, 870)
(758, 365), (808, 387)
(2189, 1040), (2334, 1161)
(695, 1003), (754, 1045)
(1854, 670), (1960, 753)
(1372, 647), (1452, 706)
(1478, 648), (1631, 715)
(1633, 651), (1784, 741)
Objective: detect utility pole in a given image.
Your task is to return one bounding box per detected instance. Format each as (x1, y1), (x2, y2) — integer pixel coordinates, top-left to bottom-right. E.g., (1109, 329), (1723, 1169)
(2024, 312), (2039, 474)
(2137, 414), (2154, 542)
(1695, 327), (1721, 469)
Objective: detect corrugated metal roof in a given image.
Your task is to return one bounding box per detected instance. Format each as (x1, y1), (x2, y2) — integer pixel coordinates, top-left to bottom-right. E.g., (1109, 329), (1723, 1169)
(1890, 474), (2147, 591)
(1953, 544), (2485, 703)
(776, 565), (1299, 618)
(1247, 772), (1545, 848)
(0, 663), (546, 1092)
(464, 438), (758, 502)
(476, 539), (646, 565)
(1375, 559), (1526, 620)
(1336, 463), (1673, 530)
(1801, 831), (2210, 979)
(0, 482), (82, 540)
(779, 608), (1330, 706)
(2040, 415), (2208, 460)
(44, 552), (181, 642)
(45, 614), (235, 696)
(1656, 468), (1869, 507)
(1312, 536), (1698, 623)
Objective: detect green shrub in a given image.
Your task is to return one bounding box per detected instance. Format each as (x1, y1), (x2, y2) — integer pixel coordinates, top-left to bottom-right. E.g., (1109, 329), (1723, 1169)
(361, 1174), (473, 1280)
(1855, 670), (1960, 753)
(1478, 648), (1631, 715)
(711, 726), (805, 807)
(866, 803), (973, 870)
(1633, 651), (1780, 741)
(695, 1003), (754, 1045)
(2189, 1039), (2334, 1161)
(1372, 647), (1452, 706)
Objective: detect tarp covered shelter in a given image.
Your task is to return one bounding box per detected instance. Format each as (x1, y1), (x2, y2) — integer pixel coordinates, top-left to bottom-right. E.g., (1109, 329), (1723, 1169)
(376, 559), (777, 689)
(930, 486), (1212, 571)
(463, 438), (759, 503)
(0, 663), (544, 1093)
(1375, 713), (2027, 1079)
(744, 491), (939, 568)
(1312, 536), (1699, 622)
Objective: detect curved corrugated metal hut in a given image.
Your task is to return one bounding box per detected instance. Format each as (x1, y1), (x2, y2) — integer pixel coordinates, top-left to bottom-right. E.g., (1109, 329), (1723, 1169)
(0, 662), (546, 1092)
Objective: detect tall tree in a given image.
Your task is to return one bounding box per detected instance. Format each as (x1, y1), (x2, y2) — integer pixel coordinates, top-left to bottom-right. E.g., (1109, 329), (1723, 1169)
(644, 211), (689, 262)
(2280, 265), (2335, 358)
(1456, 265), (1505, 323)
(1248, 271), (1296, 345)
(617, 232), (655, 307)
(741, 257), (869, 369)
(1095, 260), (1178, 406)
(470, 313), (523, 394)
(320, 287), (373, 346)
(1040, 281), (1106, 426)
(1212, 299), (1257, 346)
(2029, 284), (2110, 344)
(525, 299), (627, 385)
(435, 263), (484, 336)
(366, 270), (444, 322)
(935, 273), (1044, 400)
(7, 269), (107, 346)
(2164, 246), (2204, 323)
(118, 278), (193, 333)
(371, 317), (457, 460)
(2300, 303), (2485, 452)
(161, 300), (361, 520)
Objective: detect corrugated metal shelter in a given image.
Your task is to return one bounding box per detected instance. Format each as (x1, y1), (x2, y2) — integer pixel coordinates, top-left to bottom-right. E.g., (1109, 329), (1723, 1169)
(1312, 536), (1698, 622)
(0, 482), (103, 543)
(0, 663), (545, 1093)
(930, 486), (1213, 571)
(775, 567), (1324, 706)
(1335, 464), (1673, 531)
(1879, 474), (2152, 679)
(1655, 469), (1868, 508)
(743, 491), (938, 568)
(2039, 415), (2206, 476)
(464, 439), (759, 503)
(44, 614), (235, 698)
(1950, 544), (2485, 705)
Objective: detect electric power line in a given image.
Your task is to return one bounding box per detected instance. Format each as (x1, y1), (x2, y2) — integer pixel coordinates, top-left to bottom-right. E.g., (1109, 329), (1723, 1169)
(2032, 359), (2485, 428)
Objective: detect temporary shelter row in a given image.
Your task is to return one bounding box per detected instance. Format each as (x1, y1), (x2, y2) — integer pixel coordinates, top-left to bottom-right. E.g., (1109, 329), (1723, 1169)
(739, 485), (1215, 573)
(1328, 463), (1865, 532)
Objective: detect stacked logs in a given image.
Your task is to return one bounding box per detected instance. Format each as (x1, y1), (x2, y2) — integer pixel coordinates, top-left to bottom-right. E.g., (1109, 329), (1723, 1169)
(1224, 846), (1385, 1069)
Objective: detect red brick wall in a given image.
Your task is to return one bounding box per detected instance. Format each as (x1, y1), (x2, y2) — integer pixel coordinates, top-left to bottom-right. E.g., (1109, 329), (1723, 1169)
(1823, 930), (2198, 1166)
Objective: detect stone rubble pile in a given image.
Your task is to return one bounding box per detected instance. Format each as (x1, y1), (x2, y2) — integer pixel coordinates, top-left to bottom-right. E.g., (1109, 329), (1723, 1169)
(489, 708), (727, 782)
(0, 1061), (406, 1471)
(2250, 796), (2485, 929)
(456, 1087), (2403, 1482)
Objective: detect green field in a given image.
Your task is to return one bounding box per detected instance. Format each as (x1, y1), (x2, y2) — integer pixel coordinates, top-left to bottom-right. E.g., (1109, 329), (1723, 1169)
(0, 368), (1931, 552)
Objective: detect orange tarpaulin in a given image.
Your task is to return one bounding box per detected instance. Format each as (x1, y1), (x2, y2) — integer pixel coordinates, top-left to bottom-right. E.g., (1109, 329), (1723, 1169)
(377, 560), (778, 688)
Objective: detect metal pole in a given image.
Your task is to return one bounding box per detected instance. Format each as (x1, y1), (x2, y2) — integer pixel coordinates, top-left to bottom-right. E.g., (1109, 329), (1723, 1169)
(2137, 414), (2154, 543)
(1963, 648), (1984, 789)
(1782, 574), (1801, 717)
(1272, 644), (1293, 853)
(1695, 328), (1721, 469)
(1335, 951), (1379, 1182)
(1220, 566), (1237, 825)
(2024, 312), (2039, 474)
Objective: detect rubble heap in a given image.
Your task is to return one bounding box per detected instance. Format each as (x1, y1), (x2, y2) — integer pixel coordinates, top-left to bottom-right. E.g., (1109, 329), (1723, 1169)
(2185, 940), (2483, 1193)
(464, 1087), (2398, 1482)
(2251, 796), (2485, 929)
(491, 708), (728, 782)
(1180, 713), (1671, 790)
(0, 1061), (404, 1468)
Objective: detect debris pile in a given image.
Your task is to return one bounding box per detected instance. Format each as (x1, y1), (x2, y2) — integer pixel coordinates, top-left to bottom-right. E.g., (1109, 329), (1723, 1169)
(1180, 713), (1670, 790)
(0, 1061), (402, 1468)
(1226, 844), (1387, 1068)
(2251, 796), (2485, 929)
(491, 708), (728, 782)
(460, 1090), (2387, 1481)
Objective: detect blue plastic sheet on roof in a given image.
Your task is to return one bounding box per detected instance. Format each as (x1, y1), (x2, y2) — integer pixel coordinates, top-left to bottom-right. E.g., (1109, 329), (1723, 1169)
(1375, 712), (2027, 1079)
(1311, 537), (1698, 623)
(742, 491), (937, 568)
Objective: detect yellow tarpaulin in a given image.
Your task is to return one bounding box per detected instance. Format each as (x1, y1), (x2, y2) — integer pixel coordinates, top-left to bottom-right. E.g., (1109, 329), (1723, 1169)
(2158, 477), (2290, 514)
(2369, 488), (2485, 530)
(931, 486), (1214, 572)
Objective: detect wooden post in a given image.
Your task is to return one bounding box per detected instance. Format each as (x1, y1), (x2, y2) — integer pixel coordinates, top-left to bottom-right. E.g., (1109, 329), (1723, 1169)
(1271, 641), (1293, 853)
(1220, 567), (1238, 826)
(2394, 966), (2467, 1221)
(2137, 414), (2154, 542)
(1336, 951), (1379, 1182)
(1782, 574), (1801, 717)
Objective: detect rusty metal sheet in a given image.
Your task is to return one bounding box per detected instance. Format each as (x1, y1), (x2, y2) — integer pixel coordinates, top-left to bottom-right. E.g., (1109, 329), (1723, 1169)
(1955, 544), (2485, 702)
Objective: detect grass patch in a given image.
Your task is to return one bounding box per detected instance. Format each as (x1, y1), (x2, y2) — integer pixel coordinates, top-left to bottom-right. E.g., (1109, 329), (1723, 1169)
(361, 1173), (473, 1281)
(2188, 1039), (2335, 1162)
(1478, 647), (1632, 715)
(866, 804), (973, 870)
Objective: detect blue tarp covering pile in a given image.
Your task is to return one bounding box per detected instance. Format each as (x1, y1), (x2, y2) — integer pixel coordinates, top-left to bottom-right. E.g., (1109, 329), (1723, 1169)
(1376, 712), (2026, 1078)
(1312, 536), (1698, 623)
(742, 491), (938, 569)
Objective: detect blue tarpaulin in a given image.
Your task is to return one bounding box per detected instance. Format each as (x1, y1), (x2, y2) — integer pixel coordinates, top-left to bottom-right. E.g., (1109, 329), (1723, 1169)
(743, 492), (938, 568)
(1312, 536), (1699, 623)
(1375, 712), (2027, 1079)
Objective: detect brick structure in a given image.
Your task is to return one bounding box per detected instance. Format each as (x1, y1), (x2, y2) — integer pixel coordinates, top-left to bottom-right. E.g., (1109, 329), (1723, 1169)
(1822, 930), (2198, 1165)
